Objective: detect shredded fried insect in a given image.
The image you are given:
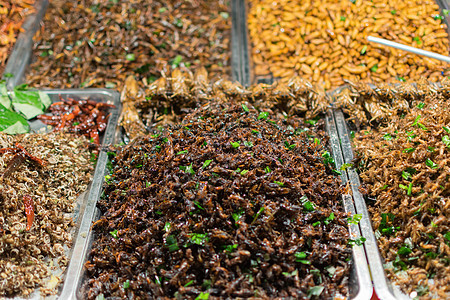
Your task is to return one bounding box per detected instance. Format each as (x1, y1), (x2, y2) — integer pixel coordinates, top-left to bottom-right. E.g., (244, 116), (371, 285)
(83, 97), (353, 299)
(354, 88), (450, 299)
(26, 0), (230, 89)
(0, 132), (94, 297)
(0, 0), (34, 75)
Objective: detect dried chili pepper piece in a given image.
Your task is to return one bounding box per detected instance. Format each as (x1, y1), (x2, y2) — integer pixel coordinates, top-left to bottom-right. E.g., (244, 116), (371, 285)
(23, 194), (34, 231)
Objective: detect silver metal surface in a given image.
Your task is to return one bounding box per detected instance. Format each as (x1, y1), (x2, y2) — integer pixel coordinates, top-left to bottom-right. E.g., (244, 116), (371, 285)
(1, 0), (49, 89)
(332, 109), (408, 300)
(325, 111), (373, 300)
(368, 36), (450, 63)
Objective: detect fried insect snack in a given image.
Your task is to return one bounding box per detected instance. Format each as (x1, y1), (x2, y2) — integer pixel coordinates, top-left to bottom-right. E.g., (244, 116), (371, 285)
(248, 0), (449, 88)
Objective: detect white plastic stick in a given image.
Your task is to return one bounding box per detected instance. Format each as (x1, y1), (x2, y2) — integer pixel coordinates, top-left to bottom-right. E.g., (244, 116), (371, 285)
(368, 35), (450, 63)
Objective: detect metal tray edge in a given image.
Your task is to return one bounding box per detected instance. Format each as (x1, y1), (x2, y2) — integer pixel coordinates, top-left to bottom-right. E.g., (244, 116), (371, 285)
(333, 109), (408, 300)
(38, 89), (121, 300)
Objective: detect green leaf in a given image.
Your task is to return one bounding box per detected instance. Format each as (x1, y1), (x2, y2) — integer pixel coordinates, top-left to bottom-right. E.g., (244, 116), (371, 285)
(193, 201), (205, 210)
(443, 9), (450, 16)
(425, 158), (438, 169)
(294, 251), (310, 264)
(308, 286), (324, 297)
(312, 221), (321, 227)
(220, 12), (229, 19)
(340, 16), (346, 21)
(95, 294), (105, 300)
(0, 103), (29, 134)
(360, 45), (367, 55)
(300, 195), (315, 212)
(242, 104), (249, 112)
(164, 222), (171, 232)
(348, 214), (363, 225)
(195, 292), (209, 300)
(110, 229), (118, 238)
(348, 237), (366, 246)
(402, 170), (412, 180)
(224, 244), (238, 253)
(240, 169), (249, 175)
(390, 9), (396, 15)
(274, 180), (284, 186)
(123, 279), (130, 289)
(184, 280), (194, 287)
(172, 55), (183, 67)
(443, 126), (450, 133)
(383, 133), (393, 141)
(398, 246), (412, 256)
(230, 141), (240, 148)
(166, 235), (179, 252)
(417, 102), (425, 109)
(202, 160), (213, 168)
(125, 53), (136, 61)
(324, 212), (335, 225)
(189, 233), (209, 246)
(442, 135), (450, 147)
(177, 150), (188, 155)
(370, 64), (378, 72)
(444, 232), (450, 241)
(340, 163), (353, 170)
(11, 86), (50, 119)
(252, 207), (265, 224)
(258, 111), (269, 120)
(0, 83), (11, 110)
(265, 166), (271, 173)
(3, 73), (13, 78)
(403, 148), (415, 153)
(232, 209), (244, 223)
(158, 7), (167, 12)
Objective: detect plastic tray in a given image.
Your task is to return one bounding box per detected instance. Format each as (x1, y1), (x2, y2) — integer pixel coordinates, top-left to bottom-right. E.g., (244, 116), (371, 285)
(5, 89), (120, 299)
(1, 0), (49, 89)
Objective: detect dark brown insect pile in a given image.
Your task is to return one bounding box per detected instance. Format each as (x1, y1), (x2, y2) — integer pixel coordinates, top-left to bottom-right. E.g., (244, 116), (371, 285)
(26, 0), (230, 89)
(83, 99), (353, 299)
(120, 70), (331, 141)
(354, 84), (450, 299)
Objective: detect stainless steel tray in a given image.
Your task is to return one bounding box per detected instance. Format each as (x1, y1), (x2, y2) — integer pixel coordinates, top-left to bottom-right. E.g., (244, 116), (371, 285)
(4, 89), (120, 299)
(1, 0), (49, 89)
(65, 108), (373, 299)
(331, 108), (414, 300)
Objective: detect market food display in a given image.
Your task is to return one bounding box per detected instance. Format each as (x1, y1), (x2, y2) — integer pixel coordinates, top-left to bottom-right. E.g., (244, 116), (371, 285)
(26, 0), (230, 89)
(0, 132), (93, 296)
(0, 0), (35, 75)
(119, 70), (331, 140)
(248, 0), (450, 88)
(83, 95), (355, 299)
(353, 83), (450, 299)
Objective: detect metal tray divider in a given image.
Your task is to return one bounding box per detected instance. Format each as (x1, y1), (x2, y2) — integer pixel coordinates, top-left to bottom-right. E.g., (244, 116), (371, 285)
(325, 110), (373, 300)
(1, 0), (49, 89)
(333, 109), (401, 300)
(36, 89), (121, 300)
(231, 0), (251, 86)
